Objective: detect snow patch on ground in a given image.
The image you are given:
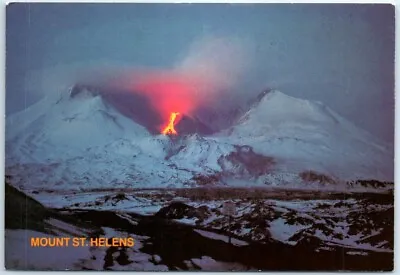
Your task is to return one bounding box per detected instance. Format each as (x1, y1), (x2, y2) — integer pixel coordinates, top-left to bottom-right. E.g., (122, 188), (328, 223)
(190, 256), (250, 271)
(269, 218), (309, 243)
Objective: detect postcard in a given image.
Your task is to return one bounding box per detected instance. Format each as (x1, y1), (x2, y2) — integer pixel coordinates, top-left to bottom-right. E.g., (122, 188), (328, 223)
(5, 3), (394, 271)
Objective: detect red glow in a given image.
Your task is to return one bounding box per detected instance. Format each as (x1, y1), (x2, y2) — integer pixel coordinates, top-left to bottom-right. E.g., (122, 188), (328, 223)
(162, 112), (180, 135)
(131, 71), (209, 134)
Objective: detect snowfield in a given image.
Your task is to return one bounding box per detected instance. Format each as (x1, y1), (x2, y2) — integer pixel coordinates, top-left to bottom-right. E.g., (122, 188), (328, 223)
(5, 86), (394, 191)
(222, 90), (393, 182)
(5, 179), (393, 271)
(5, 86), (394, 271)
(20, 186), (393, 255)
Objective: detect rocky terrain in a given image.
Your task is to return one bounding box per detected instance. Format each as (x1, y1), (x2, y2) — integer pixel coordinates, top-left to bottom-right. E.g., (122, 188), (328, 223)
(6, 180), (393, 271)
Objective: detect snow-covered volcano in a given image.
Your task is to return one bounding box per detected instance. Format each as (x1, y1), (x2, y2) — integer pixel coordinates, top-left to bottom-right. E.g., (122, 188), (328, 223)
(221, 90), (393, 182)
(6, 86), (153, 161)
(5, 86), (393, 191)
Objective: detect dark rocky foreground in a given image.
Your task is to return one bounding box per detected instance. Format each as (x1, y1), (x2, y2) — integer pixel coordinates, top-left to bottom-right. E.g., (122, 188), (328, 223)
(5, 183), (394, 271)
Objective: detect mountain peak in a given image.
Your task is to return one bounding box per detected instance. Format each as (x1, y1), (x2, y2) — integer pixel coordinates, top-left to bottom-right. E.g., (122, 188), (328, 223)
(54, 84), (101, 105)
(263, 89), (290, 99)
(69, 84), (101, 99)
(238, 89), (331, 128)
(248, 89), (305, 111)
(260, 90), (306, 105)
(225, 89), (393, 182)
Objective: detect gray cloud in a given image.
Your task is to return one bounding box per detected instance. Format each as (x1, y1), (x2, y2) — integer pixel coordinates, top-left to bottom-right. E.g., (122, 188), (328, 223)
(6, 3), (394, 143)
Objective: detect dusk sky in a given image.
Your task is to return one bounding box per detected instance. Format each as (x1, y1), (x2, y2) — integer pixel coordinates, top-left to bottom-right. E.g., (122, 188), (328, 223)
(6, 3), (395, 143)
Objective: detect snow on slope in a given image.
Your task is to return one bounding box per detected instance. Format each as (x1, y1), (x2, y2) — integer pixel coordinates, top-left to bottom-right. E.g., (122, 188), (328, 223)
(5, 86), (393, 191)
(167, 134), (234, 174)
(221, 90), (393, 182)
(5, 87), (186, 190)
(5, 86), (235, 190)
(6, 86), (150, 162)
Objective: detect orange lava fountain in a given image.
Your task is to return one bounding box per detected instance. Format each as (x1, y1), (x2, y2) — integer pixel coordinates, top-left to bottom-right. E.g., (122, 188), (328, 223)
(162, 112), (180, 135)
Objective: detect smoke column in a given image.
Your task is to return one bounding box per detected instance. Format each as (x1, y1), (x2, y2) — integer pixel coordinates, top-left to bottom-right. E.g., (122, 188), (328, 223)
(128, 35), (251, 132)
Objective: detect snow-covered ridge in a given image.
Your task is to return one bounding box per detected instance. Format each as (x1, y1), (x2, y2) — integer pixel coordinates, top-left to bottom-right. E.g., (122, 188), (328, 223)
(5, 86), (393, 190)
(223, 90), (393, 182)
(6, 86), (150, 161)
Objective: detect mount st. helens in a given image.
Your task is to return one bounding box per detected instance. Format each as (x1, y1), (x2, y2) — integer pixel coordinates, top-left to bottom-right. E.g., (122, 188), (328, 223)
(5, 85), (393, 192)
(5, 85), (394, 271)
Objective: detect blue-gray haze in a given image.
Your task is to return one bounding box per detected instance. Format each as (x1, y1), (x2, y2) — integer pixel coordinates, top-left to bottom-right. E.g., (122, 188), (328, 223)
(6, 3), (394, 143)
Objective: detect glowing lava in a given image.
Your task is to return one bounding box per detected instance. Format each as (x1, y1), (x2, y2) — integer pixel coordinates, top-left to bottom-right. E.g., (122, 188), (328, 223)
(162, 112), (180, 135)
